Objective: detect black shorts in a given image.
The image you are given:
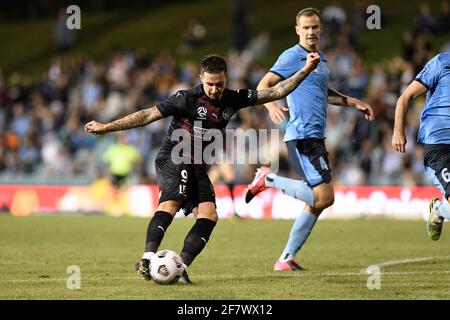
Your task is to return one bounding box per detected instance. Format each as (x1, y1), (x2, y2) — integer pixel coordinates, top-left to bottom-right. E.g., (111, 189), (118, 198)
(111, 174), (127, 188)
(155, 157), (216, 212)
(286, 138), (332, 187)
(424, 144), (450, 199)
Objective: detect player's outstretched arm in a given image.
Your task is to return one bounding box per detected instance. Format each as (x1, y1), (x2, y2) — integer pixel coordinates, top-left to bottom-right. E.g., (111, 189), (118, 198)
(328, 87), (375, 121)
(256, 52), (320, 105)
(84, 106), (163, 135)
(392, 80), (428, 153)
(257, 73), (288, 125)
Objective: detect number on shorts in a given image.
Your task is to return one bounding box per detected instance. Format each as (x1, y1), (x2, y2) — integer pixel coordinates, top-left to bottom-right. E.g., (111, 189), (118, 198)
(181, 169), (188, 182)
(179, 169), (188, 195)
(441, 168), (450, 183)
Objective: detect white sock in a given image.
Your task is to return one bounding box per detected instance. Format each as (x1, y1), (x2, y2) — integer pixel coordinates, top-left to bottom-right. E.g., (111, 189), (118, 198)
(142, 252), (155, 260)
(279, 253), (294, 263)
(265, 174), (314, 207)
(437, 200), (450, 220)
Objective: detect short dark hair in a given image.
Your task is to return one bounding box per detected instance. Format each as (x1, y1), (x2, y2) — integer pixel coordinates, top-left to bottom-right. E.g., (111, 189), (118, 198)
(200, 55), (227, 74)
(296, 7), (322, 24)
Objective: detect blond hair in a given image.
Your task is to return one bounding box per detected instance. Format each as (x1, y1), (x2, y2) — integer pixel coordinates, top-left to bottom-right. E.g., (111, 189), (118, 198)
(296, 7), (322, 24)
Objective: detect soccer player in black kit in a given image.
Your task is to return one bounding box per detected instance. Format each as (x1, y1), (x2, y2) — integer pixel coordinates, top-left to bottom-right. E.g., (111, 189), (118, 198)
(85, 53), (320, 284)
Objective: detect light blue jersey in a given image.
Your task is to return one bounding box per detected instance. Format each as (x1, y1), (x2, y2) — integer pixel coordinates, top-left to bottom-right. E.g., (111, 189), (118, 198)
(416, 53), (450, 144)
(270, 44), (329, 142)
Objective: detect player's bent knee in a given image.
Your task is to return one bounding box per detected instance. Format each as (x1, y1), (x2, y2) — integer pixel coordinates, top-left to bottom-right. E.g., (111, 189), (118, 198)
(314, 193), (334, 210)
(197, 210), (218, 222)
(157, 200), (182, 216)
(197, 202), (218, 222)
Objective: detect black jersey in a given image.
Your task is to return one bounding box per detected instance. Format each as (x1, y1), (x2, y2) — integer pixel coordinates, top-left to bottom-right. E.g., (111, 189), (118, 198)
(156, 85), (258, 163)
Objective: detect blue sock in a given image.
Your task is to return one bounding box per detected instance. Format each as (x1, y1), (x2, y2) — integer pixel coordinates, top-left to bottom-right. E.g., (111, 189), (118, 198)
(265, 174), (314, 207)
(279, 211), (317, 262)
(437, 200), (450, 219)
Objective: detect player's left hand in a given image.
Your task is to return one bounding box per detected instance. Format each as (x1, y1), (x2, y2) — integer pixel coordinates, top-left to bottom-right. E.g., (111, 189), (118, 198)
(392, 130), (407, 153)
(353, 99), (375, 121)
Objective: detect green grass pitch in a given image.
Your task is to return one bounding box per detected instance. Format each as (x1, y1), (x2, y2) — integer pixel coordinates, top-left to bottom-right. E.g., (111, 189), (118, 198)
(0, 215), (449, 299)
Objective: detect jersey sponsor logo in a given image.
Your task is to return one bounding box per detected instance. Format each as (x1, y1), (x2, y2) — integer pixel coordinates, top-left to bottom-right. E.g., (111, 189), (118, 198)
(197, 106), (207, 119)
(193, 126), (207, 135)
(221, 107), (234, 120)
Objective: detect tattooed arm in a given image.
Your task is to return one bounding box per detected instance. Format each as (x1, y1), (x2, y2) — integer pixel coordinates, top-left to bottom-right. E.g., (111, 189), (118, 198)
(255, 52), (320, 105)
(84, 106), (163, 135)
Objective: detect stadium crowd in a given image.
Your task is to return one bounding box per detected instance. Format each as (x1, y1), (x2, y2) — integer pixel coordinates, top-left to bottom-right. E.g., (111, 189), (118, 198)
(0, 1), (449, 186)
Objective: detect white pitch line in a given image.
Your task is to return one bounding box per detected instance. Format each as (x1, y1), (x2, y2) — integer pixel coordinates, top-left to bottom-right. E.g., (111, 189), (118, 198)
(3, 270), (450, 284)
(360, 255), (450, 273)
(3, 256), (450, 284)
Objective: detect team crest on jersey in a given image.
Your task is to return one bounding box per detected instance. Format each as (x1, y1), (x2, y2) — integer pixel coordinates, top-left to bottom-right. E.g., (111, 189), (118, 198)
(197, 106), (207, 119)
(221, 107), (234, 120)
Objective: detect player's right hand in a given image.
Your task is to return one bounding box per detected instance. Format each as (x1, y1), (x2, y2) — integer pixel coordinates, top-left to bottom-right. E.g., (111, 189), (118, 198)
(392, 130), (407, 153)
(304, 52), (320, 73)
(84, 121), (107, 135)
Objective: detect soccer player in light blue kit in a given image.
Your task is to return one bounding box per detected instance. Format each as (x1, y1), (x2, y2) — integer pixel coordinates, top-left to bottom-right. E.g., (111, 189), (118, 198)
(244, 8), (374, 271)
(392, 52), (450, 241)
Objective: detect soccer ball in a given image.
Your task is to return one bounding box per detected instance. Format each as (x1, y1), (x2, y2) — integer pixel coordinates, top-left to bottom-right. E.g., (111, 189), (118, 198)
(150, 250), (184, 284)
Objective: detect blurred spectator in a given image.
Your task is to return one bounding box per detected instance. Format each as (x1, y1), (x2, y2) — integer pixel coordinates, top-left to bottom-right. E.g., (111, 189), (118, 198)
(18, 134), (40, 173)
(103, 132), (142, 188)
(10, 103), (31, 139)
(414, 3), (436, 35)
(355, 139), (373, 183)
(81, 76), (103, 111)
(437, 1), (450, 33)
(245, 31), (271, 59)
(53, 8), (76, 52)
(322, 0), (346, 33)
(401, 154), (421, 186)
(339, 161), (366, 186)
(351, 0), (369, 33)
(230, 0), (251, 53)
(401, 31), (415, 61)
(41, 132), (73, 177)
(180, 19), (206, 52)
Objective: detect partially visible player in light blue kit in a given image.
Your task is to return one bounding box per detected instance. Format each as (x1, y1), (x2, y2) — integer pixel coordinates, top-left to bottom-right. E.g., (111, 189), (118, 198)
(393, 52), (450, 241)
(244, 7), (374, 271)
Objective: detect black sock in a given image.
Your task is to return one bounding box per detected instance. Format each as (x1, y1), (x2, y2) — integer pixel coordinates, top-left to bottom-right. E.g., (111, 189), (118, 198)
(227, 182), (236, 212)
(226, 183), (235, 200)
(145, 211), (174, 253)
(180, 218), (217, 266)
